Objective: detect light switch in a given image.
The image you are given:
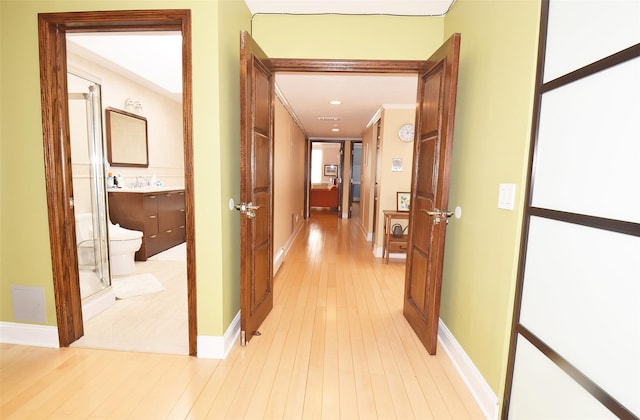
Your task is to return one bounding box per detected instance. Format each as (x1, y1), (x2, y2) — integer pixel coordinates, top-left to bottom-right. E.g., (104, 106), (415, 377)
(498, 183), (516, 210)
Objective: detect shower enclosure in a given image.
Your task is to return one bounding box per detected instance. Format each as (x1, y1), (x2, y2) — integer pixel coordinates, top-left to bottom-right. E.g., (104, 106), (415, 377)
(68, 72), (111, 301)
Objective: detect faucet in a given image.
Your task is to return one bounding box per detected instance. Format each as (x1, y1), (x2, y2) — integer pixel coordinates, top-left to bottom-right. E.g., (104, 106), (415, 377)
(136, 176), (150, 188)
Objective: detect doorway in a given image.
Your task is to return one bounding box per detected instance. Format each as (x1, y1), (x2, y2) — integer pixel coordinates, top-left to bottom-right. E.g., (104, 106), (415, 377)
(348, 141), (362, 219)
(66, 33), (188, 354)
(309, 140), (343, 216)
(240, 35), (425, 341)
(37, 10), (197, 355)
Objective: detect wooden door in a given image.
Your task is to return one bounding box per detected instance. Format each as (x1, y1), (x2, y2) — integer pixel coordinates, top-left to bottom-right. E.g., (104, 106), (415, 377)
(403, 33), (461, 355)
(239, 31), (274, 345)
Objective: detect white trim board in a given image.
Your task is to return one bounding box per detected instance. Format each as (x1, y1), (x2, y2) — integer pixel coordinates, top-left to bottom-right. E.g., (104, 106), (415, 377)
(1, 313), (242, 359)
(196, 310), (240, 359)
(274, 220), (305, 276)
(372, 246), (407, 261)
(438, 319), (499, 419)
(0, 322), (60, 348)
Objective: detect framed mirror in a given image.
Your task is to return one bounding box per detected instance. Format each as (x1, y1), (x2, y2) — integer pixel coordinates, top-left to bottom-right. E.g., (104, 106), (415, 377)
(105, 107), (149, 167)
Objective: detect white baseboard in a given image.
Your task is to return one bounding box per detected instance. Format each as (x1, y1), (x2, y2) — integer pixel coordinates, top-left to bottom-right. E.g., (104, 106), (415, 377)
(274, 220), (305, 276)
(197, 311), (240, 359)
(373, 246), (383, 258)
(372, 246), (407, 261)
(0, 321), (59, 348)
(438, 319), (499, 420)
(1, 311), (242, 359)
(274, 247), (286, 276)
(387, 252), (407, 261)
(82, 288), (116, 321)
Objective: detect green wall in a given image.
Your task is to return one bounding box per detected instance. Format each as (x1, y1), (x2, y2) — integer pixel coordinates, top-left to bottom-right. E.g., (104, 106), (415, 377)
(0, 0), (251, 337)
(217, 0), (251, 329)
(251, 14), (445, 59)
(442, 0), (540, 396)
(0, 0), (56, 323)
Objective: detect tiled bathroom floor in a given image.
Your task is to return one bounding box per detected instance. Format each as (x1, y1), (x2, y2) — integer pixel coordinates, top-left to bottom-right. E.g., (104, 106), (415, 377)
(71, 257), (188, 355)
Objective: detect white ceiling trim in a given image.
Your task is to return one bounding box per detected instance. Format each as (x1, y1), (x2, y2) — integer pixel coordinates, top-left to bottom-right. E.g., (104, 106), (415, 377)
(245, 0), (456, 16)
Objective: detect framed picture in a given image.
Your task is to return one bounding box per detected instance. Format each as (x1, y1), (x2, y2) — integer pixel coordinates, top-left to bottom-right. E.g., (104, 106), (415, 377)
(324, 164), (338, 177)
(397, 192), (411, 212)
(391, 157), (403, 172)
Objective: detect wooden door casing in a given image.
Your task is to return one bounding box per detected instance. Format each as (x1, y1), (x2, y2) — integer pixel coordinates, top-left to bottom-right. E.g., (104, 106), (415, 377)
(403, 33), (461, 355)
(240, 31), (274, 344)
(38, 10), (196, 354)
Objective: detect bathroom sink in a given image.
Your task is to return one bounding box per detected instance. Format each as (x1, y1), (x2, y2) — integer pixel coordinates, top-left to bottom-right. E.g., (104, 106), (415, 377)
(109, 186), (183, 193)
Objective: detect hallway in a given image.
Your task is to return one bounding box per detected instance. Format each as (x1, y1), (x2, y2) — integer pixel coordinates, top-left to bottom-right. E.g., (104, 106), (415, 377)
(1, 212), (483, 418)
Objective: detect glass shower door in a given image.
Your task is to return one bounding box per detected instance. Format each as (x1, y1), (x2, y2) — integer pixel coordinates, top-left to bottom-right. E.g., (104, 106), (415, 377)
(68, 74), (111, 299)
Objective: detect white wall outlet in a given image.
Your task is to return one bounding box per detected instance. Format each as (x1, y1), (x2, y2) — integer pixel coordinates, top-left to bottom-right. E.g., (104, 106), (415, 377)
(498, 183), (516, 210)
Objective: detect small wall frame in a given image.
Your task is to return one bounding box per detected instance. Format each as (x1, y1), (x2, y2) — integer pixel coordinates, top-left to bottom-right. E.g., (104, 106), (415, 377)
(324, 164), (338, 177)
(397, 192), (410, 212)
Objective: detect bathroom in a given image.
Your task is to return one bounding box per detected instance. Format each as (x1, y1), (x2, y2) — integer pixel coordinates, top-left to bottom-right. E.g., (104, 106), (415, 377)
(66, 33), (188, 354)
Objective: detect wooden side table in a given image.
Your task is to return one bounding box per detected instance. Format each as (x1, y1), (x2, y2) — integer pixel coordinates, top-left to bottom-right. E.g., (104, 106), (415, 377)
(382, 210), (410, 263)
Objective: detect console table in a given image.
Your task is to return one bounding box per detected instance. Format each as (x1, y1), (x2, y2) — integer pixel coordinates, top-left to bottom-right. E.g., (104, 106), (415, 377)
(382, 210), (410, 263)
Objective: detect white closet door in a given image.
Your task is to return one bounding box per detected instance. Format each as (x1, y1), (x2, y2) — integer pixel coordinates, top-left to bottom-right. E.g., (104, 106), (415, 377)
(509, 338), (617, 419)
(506, 0), (640, 418)
(543, 0), (640, 82)
(533, 57), (640, 222)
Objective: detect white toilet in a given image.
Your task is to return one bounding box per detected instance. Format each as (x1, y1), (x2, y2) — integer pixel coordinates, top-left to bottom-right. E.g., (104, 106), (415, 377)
(75, 213), (143, 276)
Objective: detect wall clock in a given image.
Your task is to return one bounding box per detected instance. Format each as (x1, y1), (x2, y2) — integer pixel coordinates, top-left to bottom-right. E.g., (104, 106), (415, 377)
(398, 123), (414, 142)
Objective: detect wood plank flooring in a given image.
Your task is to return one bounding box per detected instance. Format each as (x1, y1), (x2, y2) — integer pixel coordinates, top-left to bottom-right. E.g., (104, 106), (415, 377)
(1, 211), (484, 419)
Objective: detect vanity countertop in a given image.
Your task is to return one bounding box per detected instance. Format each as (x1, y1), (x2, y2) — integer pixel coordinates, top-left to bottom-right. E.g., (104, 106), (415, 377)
(107, 186), (184, 193)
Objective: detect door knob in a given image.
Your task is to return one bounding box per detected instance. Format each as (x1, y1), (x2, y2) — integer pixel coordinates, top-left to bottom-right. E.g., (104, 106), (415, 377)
(421, 208), (454, 224)
(234, 201), (262, 219)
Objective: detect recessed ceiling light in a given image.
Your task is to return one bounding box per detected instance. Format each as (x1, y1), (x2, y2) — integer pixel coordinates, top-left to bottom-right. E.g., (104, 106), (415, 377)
(331, 128), (340, 132)
(329, 100), (342, 105)
(317, 116), (340, 121)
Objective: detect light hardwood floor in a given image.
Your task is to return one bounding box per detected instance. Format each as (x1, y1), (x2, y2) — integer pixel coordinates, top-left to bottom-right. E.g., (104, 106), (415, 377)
(0, 211), (484, 419)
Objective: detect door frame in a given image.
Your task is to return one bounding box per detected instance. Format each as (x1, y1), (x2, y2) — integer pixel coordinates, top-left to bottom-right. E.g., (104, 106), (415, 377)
(347, 140), (362, 219)
(38, 10), (197, 355)
(308, 139), (345, 216)
(240, 58), (424, 337)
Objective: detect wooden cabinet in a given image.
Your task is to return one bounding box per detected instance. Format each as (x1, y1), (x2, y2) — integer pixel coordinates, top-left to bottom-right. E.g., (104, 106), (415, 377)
(108, 189), (186, 260)
(383, 210), (409, 264)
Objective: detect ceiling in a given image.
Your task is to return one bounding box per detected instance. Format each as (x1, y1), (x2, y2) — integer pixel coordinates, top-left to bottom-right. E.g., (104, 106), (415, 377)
(66, 33), (183, 102)
(276, 73), (417, 139)
(244, 0), (455, 16)
(66, 0), (457, 139)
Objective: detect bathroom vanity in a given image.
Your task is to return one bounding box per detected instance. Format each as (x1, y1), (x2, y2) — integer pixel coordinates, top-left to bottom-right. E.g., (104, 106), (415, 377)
(108, 188), (186, 260)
